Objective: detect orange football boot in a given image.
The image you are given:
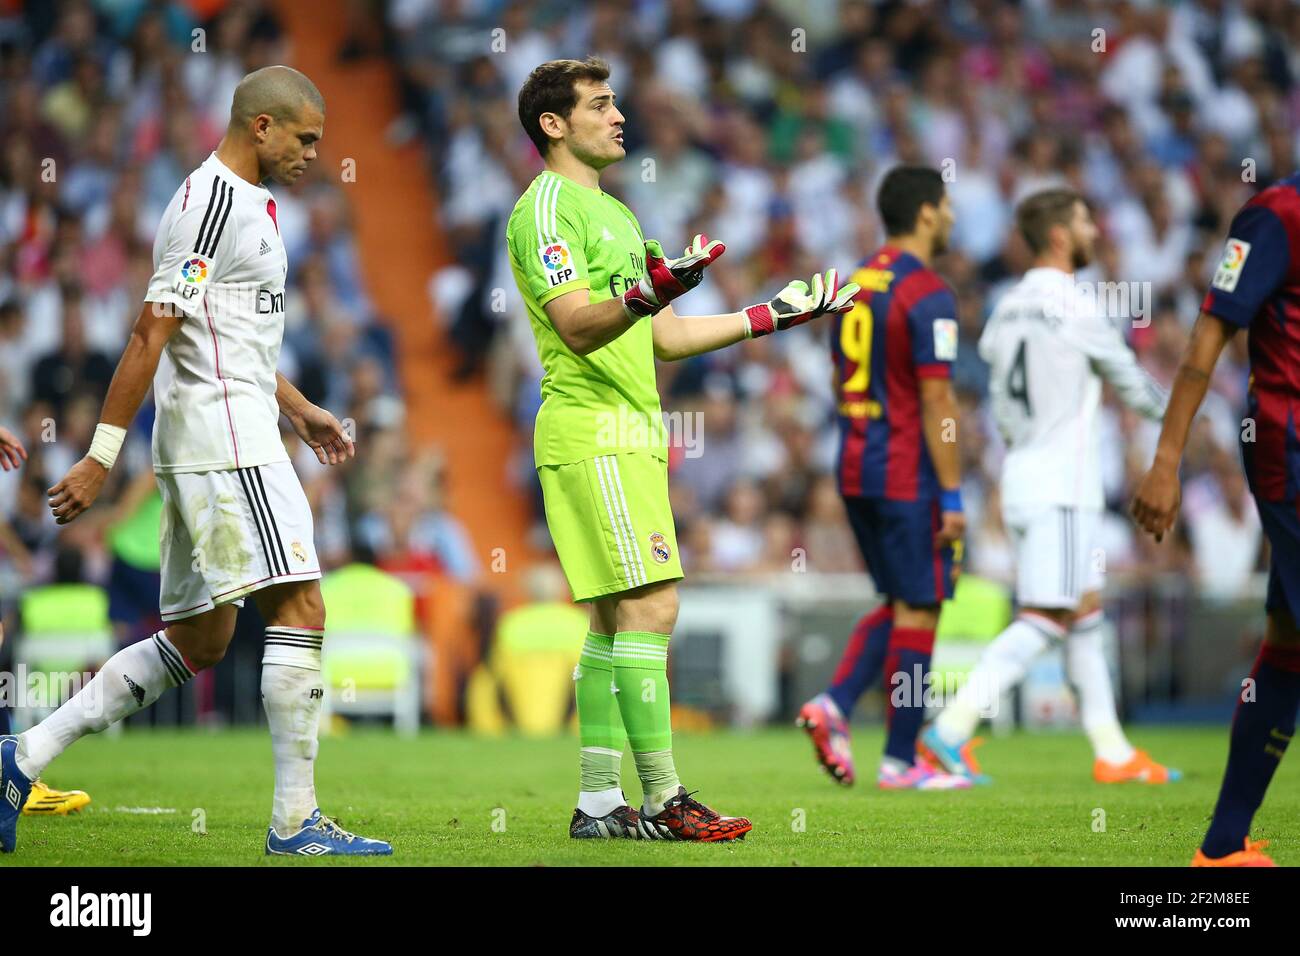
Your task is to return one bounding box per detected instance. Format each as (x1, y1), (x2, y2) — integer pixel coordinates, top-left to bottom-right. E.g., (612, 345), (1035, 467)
(638, 787), (752, 842)
(1191, 838), (1277, 867)
(1093, 749), (1181, 784)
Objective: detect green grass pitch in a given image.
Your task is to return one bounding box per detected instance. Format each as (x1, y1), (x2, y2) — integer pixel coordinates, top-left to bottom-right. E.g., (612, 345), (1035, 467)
(3, 725), (1297, 866)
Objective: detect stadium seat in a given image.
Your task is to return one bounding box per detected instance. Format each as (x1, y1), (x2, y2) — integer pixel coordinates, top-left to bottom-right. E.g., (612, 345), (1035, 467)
(319, 564), (424, 736)
(466, 601), (587, 735)
(15, 584), (116, 730)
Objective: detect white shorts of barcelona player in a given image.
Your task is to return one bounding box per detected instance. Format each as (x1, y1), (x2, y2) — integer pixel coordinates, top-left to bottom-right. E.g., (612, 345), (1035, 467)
(145, 152), (320, 620)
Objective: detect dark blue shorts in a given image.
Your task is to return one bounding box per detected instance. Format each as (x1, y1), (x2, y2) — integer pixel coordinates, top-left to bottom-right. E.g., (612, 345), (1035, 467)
(1257, 497), (1300, 618)
(842, 495), (956, 608)
(107, 557), (163, 638)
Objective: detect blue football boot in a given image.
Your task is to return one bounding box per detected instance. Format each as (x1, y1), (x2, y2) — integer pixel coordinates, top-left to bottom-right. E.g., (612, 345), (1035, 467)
(0, 735), (34, 853)
(919, 724), (991, 785)
(265, 809), (393, 856)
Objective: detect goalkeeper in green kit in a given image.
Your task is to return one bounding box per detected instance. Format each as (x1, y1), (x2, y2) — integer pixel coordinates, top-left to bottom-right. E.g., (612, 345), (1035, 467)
(507, 57), (858, 841)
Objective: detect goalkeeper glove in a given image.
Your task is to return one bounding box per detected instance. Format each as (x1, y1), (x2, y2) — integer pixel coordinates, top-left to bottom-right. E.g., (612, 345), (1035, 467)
(621, 234), (726, 320)
(743, 269), (860, 338)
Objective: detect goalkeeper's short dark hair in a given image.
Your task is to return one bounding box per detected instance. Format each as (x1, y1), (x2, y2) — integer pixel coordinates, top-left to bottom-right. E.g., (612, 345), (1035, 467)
(517, 57), (611, 157)
(1016, 188), (1084, 254)
(877, 166), (946, 237)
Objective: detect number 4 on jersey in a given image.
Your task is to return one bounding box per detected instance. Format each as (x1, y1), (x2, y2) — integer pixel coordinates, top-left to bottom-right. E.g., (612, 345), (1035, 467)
(1007, 338), (1031, 416)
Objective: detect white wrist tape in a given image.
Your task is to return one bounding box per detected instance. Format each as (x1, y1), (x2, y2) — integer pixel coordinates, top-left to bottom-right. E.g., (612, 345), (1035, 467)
(87, 423), (127, 471)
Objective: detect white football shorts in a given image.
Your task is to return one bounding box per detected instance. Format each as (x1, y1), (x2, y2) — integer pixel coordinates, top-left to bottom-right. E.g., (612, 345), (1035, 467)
(156, 460), (321, 621)
(1003, 503), (1103, 610)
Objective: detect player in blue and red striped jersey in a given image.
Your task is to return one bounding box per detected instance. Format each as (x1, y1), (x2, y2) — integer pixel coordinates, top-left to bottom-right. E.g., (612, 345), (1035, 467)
(797, 166), (970, 790)
(1133, 172), (1300, 867)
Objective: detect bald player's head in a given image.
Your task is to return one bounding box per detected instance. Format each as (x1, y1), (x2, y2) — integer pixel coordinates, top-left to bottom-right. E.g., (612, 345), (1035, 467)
(229, 66), (324, 186)
(231, 65), (323, 127)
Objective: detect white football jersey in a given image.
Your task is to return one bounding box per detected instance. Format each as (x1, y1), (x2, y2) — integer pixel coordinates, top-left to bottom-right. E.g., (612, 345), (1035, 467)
(145, 153), (290, 474)
(979, 267), (1166, 510)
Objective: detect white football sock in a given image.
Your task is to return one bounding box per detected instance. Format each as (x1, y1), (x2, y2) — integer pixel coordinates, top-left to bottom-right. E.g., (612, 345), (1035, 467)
(262, 627), (325, 834)
(934, 615), (1062, 747)
(577, 788), (627, 817)
(1067, 612), (1135, 765)
(879, 755), (911, 775)
(16, 631), (194, 779)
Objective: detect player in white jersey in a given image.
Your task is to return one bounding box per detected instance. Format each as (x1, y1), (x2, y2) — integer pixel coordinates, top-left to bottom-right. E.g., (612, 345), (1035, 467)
(0, 67), (391, 855)
(919, 189), (1180, 785)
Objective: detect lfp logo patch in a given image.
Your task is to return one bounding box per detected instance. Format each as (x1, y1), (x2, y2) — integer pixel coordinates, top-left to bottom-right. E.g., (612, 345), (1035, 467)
(180, 257), (209, 284)
(541, 243), (569, 270)
(932, 318), (958, 361)
(648, 531), (671, 564)
(538, 241), (575, 287)
(1211, 238), (1251, 293)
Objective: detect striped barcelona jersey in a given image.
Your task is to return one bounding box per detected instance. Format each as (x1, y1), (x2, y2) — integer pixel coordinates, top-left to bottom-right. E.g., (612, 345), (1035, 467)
(1201, 172), (1300, 502)
(832, 246), (959, 501)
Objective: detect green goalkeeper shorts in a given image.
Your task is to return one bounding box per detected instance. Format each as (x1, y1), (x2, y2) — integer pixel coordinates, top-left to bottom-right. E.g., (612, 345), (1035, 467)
(538, 452), (684, 602)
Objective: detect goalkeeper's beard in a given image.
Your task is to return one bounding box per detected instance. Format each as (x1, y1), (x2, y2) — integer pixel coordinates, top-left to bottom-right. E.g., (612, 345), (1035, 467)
(570, 137), (624, 171)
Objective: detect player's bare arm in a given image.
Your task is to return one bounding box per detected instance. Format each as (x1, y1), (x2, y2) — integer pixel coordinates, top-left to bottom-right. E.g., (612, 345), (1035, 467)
(651, 305), (749, 360)
(551, 265), (860, 360)
(274, 371), (354, 466)
(0, 425), (26, 471)
(1130, 310), (1234, 541)
(919, 376), (964, 547)
(47, 302), (182, 525)
(544, 286), (640, 355)
(652, 270), (861, 361)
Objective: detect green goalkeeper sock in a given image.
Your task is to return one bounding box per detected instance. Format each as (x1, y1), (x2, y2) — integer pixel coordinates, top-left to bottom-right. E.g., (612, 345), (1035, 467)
(612, 630), (680, 810)
(575, 632), (626, 794)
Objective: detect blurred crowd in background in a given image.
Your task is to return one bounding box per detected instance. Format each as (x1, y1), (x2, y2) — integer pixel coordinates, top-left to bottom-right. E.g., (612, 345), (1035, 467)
(404, 0), (1297, 604)
(1, 0), (1298, 727)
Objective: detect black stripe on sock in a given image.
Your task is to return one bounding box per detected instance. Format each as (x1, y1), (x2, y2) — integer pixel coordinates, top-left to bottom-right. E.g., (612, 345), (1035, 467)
(156, 647), (186, 686)
(252, 466), (291, 574)
(152, 633), (182, 677)
(203, 181), (233, 257)
(193, 178), (220, 253)
(153, 635), (190, 685)
(264, 634), (323, 645)
(264, 639), (324, 650)
(237, 467), (282, 576)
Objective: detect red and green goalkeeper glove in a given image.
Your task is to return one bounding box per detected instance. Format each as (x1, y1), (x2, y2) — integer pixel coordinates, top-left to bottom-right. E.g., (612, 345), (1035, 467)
(743, 269), (860, 338)
(621, 234), (726, 320)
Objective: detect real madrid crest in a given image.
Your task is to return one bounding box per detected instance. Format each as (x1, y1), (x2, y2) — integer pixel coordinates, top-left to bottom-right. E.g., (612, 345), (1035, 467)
(648, 531), (671, 564)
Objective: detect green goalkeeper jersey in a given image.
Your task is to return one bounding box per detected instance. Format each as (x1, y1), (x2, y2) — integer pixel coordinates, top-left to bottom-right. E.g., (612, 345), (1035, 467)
(506, 170), (667, 466)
